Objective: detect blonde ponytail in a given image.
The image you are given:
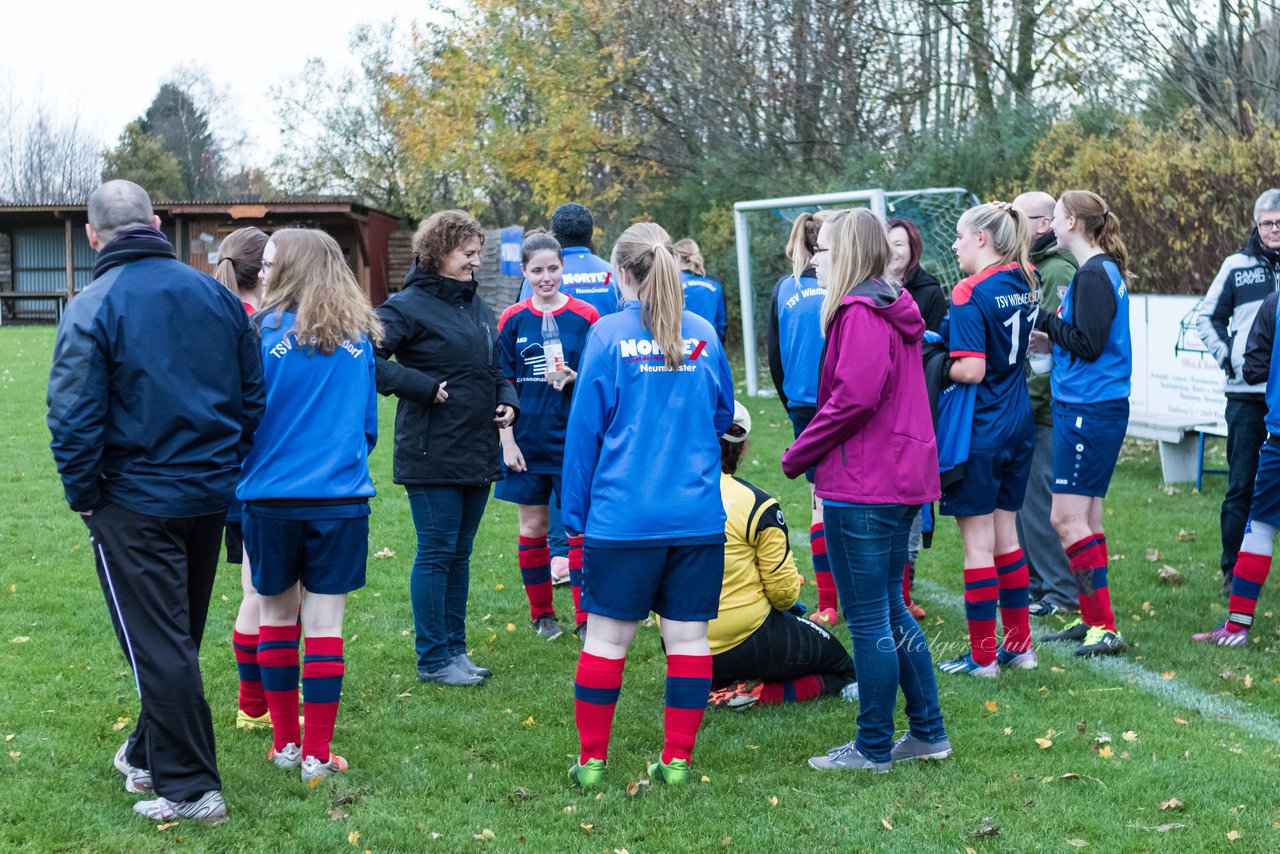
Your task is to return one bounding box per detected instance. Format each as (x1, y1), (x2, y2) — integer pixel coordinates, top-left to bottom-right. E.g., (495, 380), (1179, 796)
(612, 223), (686, 369)
(957, 204), (1037, 292)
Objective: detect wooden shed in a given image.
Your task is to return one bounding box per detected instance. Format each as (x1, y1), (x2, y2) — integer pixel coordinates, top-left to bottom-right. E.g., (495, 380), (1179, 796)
(0, 198), (404, 323)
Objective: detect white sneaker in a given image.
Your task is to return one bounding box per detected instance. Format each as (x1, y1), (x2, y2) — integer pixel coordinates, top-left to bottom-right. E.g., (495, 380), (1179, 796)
(301, 753), (348, 783)
(133, 790), (227, 824)
(113, 743), (152, 794)
(269, 743), (302, 769)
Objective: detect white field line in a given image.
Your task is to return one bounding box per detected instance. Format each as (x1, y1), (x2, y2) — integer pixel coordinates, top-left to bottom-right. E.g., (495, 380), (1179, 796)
(911, 578), (1280, 743)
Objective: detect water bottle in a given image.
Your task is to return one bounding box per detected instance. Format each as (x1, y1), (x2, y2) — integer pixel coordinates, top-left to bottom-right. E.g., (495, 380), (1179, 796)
(541, 303), (567, 384)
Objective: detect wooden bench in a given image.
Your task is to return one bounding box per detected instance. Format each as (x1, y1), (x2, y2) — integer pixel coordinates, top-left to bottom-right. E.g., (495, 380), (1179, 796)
(0, 291), (70, 323)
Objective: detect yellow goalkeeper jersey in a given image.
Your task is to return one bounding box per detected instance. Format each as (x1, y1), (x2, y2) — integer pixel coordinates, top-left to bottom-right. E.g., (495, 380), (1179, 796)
(710, 473), (803, 655)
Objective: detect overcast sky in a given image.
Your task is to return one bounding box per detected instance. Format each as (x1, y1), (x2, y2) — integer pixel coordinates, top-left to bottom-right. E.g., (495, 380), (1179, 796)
(1, 0), (442, 163)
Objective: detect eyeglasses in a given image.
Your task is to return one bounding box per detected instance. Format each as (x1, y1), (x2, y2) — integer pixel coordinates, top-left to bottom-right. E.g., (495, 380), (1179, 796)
(1259, 220), (1280, 232)
(1026, 215), (1051, 222)
(813, 247), (830, 255)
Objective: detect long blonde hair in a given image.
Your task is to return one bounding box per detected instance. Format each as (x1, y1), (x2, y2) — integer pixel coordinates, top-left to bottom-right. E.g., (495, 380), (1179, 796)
(673, 238), (705, 276)
(611, 222), (685, 369)
(957, 203), (1037, 289)
(819, 208), (892, 335)
(259, 229), (383, 353)
(213, 226), (268, 294)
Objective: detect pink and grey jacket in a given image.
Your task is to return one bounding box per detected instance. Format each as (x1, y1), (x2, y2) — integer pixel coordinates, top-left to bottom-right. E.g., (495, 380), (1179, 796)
(781, 280), (941, 506)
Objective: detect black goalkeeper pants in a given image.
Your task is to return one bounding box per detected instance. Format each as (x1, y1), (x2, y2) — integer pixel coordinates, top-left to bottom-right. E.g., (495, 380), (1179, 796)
(713, 608), (857, 688)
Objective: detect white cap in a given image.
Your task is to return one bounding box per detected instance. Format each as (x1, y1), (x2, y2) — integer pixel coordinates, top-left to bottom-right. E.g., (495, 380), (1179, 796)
(721, 401), (752, 443)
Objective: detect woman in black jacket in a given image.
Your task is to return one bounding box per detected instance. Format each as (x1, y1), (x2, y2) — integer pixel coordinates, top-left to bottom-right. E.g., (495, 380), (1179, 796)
(887, 218), (946, 333)
(375, 210), (519, 686)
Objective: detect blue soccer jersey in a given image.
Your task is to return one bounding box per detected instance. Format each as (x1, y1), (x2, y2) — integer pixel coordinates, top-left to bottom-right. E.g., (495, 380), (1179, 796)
(1050, 254), (1131, 405)
(680, 270), (728, 341)
(497, 296), (600, 473)
(769, 271), (825, 410)
(518, 246), (620, 317)
(948, 263), (1037, 449)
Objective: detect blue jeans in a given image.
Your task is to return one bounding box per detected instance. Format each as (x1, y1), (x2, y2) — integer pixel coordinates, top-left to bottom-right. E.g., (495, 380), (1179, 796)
(824, 502), (947, 762)
(406, 485), (489, 670)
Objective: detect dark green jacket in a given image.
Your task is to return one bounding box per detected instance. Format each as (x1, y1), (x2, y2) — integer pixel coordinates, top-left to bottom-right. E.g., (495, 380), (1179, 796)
(1028, 236), (1078, 426)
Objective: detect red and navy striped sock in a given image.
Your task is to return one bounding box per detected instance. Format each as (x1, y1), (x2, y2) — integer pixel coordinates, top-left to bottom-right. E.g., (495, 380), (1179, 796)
(233, 629), (268, 718)
(568, 535), (586, 626)
(811, 523), (837, 613)
(302, 636), (344, 763)
(996, 549), (1032, 653)
(963, 565), (1000, 665)
(662, 654), (712, 764)
(258, 624), (301, 751)
(1093, 532), (1108, 566)
(759, 674), (826, 705)
(518, 535), (554, 621)
(574, 652), (624, 764)
(1227, 551), (1271, 631)
(1067, 536), (1115, 631)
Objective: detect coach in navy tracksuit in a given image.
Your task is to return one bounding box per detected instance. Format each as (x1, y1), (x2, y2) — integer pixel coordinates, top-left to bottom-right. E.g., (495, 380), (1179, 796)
(47, 181), (263, 823)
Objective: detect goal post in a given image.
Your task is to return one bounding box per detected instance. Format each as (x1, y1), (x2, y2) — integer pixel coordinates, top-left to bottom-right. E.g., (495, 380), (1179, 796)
(733, 186), (979, 396)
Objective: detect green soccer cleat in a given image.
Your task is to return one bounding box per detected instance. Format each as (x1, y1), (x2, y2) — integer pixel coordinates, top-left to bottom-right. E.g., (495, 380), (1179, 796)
(1074, 626), (1126, 657)
(648, 756), (691, 785)
(569, 757), (606, 787)
(1041, 618), (1089, 643)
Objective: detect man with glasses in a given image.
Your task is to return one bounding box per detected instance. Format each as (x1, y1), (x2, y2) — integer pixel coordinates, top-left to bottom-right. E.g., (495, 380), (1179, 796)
(1010, 192), (1079, 617)
(1195, 189), (1280, 598)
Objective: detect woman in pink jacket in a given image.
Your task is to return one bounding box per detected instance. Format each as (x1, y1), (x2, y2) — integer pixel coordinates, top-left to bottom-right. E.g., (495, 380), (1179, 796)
(783, 208), (949, 773)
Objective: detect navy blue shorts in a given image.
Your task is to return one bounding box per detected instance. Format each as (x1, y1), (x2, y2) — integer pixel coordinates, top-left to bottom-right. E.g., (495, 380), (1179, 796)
(788, 407), (817, 484)
(940, 431), (1036, 517)
(581, 538), (725, 622)
(1051, 399), (1129, 497)
(243, 504), (369, 596)
(1249, 441), (1280, 528)
(494, 469), (562, 507)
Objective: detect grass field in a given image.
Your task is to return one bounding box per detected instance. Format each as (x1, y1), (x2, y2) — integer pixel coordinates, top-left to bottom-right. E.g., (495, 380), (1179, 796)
(1, 324), (1277, 853)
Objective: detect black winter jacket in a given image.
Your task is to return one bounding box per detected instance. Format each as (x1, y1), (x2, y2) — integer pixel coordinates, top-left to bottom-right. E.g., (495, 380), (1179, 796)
(375, 267), (519, 486)
(903, 265), (947, 334)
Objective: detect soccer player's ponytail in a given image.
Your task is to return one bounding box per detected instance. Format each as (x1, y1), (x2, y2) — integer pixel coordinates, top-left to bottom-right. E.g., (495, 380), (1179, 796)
(1061, 190), (1131, 279)
(958, 203), (1037, 292)
(212, 226), (268, 295)
(673, 238), (705, 276)
(612, 222), (686, 369)
(786, 212), (828, 283)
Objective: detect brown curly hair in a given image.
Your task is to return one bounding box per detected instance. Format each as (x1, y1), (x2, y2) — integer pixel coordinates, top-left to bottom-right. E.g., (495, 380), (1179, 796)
(412, 210), (486, 274)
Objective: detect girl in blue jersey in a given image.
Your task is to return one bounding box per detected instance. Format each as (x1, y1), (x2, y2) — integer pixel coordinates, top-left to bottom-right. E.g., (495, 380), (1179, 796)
(674, 238), (728, 342)
(562, 222), (735, 788)
(237, 228), (381, 783)
(937, 204), (1039, 678)
(767, 212), (841, 626)
(496, 232), (600, 640)
(1032, 190), (1132, 657)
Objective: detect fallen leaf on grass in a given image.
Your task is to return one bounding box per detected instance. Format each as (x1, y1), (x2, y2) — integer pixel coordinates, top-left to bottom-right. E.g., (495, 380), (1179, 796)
(700, 775), (711, 783)
(3, 735), (12, 742)
(1173, 717), (1189, 725)
(968, 817), (999, 837)
(329, 808), (348, 820)
(112, 716), (130, 731)
(494, 583), (505, 591)
(1058, 773), (1080, 782)
(10, 636), (30, 644)
(522, 716), (535, 727)
(156, 822), (179, 831)
(1244, 674), (1254, 689)
(373, 547), (395, 559)
(8, 752), (19, 760)
(1035, 738), (1053, 749)
(1050, 666), (1065, 673)
(767, 796), (779, 806)
(348, 830), (361, 846)
(1176, 528), (1195, 542)
(1158, 565), (1185, 586)
(1160, 797), (1182, 811)
(578, 824), (593, 833)
(473, 828), (496, 841)
(1098, 745), (1114, 759)
(625, 779), (650, 796)
(1003, 727), (1013, 736)
(880, 818), (893, 830)
(1145, 548), (1161, 561)
(563, 805), (575, 813)
(1122, 730), (1138, 742)
(1161, 671), (1177, 680)
(506, 623), (516, 632)
(721, 837), (732, 849)
(1076, 720), (1088, 732)
(1227, 830), (1242, 841)
(1066, 839), (1088, 847)
(983, 700), (998, 713)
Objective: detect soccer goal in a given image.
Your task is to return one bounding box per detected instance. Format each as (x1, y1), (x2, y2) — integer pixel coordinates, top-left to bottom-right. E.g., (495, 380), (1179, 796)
(733, 186), (979, 397)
